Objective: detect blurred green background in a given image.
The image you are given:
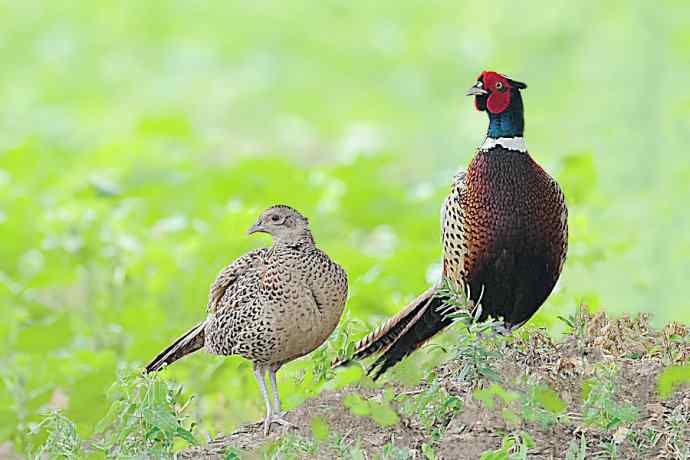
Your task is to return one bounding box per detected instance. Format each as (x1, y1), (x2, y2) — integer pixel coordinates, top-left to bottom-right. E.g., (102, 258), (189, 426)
(1, 0), (689, 453)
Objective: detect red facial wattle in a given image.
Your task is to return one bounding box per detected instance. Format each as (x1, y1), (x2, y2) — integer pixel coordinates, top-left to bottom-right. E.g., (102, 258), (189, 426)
(480, 71), (512, 114)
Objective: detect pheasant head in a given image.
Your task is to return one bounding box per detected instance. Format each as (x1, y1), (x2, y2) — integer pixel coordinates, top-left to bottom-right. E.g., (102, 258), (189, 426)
(247, 205), (313, 244)
(466, 71), (528, 140)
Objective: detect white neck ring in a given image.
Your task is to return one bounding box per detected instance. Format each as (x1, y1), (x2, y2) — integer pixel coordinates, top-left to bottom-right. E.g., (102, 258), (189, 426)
(480, 137), (527, 153)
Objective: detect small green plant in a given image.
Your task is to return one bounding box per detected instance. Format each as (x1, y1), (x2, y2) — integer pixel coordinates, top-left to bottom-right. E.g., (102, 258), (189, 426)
(664, 404), (690, 458)
(224, 447), (243, 460)
(264, 433), (318, 459)
(479, 431), (535, 460)
(558, 303), (589, 342)
(343, 390), (400, 427)
(520, 384), (568, 429)
(627, 426), (661, 456)
(379, 436), (413, 460)
(565, 434), (588, 460)
(398, 373), (461, 440)
(30, 411), (81, 459)
(309, 309), (368, 383)
(421, 442), (437, 460)
(439, 280), (505, 384)
(581, 363), (639, 431)
(329, 432), (357, 458)
(597, 439), (620, 459)
(91, 369), (198, 458)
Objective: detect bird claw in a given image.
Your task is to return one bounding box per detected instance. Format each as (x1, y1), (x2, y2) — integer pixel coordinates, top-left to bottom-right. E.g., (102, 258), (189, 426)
(262, 413), (296, 436)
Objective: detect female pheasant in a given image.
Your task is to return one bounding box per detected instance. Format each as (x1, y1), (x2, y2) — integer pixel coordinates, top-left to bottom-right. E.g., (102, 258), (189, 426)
(337, 71), (568, 379)
(146, 205), (348, 435)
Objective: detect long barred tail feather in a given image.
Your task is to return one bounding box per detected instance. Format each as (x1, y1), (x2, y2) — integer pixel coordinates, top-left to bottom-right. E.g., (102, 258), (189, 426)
(367, 295), (451, 380)
(331, 285), (438, 368)
(332, 284), (455, 380)
(145, 322), (206, 373)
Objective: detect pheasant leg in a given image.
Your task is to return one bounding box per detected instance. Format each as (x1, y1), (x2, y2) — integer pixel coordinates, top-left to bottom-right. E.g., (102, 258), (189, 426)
(268, 365), (294, 426)
(253, 364), (294, 435)
(253, 365), (274, 435)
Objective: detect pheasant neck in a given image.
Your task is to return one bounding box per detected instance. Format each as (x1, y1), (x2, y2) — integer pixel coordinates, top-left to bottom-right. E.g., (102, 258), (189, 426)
(483, 91), (526, 152)
(273, 231), (315, 249)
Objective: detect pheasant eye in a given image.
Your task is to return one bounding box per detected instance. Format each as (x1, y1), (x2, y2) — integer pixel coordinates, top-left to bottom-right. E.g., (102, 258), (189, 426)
(495, 81), (503, 90)
(271, 215), (280, 222)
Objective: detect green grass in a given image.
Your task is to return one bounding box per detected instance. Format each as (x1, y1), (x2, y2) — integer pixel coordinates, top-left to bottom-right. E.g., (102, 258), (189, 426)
(1, 0), (690, 456)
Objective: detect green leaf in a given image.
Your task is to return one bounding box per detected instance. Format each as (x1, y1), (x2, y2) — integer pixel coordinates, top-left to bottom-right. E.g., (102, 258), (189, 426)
(175, 426), (198, 445)
(369, 401), (399, 427)
(422, 443), (436, 460)
(310, 416), (329, 441)
(343, 394), (370, 416)
(657, 364), (690, 399)
(535, 385), (567, 414)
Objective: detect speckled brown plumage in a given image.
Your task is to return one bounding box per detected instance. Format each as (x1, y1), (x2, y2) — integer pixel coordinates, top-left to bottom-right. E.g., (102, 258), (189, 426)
(146, 205), (348, 434)
(335, 72), (568, 379)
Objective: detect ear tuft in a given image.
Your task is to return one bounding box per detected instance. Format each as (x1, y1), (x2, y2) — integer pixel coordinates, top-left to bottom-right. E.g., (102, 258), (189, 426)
(508, 78), (527, 90)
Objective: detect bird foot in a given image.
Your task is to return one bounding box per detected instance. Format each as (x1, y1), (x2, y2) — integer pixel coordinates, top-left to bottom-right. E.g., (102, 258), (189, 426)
(262, 413), (296, 436)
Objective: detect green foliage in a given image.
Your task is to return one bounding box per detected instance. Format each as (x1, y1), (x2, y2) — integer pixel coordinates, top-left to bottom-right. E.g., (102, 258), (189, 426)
(473, 384), (520, 410)
(557, 303), (590, 347)
(520, 384), (568, 429)
(626, 427), (661, 457)
(30, 411), (82, 459)
(479, 431), (535, 460)
(343, 392), (400, 427)
(442, 281), (506, 383)
(379, 437), (413, 460)
(664, 404), (690, 458)
(398, 373), (461, 440)
(656, 364), (690, 399)
(564, 434), (588, 460)
(310, 415), (330, 442)
(308, 310), (368, 384)
(224, 448), (243, 460)
(30, 371), (197, 458)
(581, 364), (639, 431)
(421, 442), (437, 460)
(263, 433), (318, 460)
(91, 371), (197, 458)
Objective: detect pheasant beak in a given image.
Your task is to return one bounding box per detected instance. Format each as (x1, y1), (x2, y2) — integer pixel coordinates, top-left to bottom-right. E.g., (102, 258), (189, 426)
(247, 220), (266, 235)
(465, 85), (488, 96)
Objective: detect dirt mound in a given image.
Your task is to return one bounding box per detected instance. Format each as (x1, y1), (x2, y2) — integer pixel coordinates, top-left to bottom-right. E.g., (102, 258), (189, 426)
(182, 310), (690, 459)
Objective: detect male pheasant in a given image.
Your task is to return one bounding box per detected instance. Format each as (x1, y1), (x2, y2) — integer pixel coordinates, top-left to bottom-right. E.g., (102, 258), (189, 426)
(337, 71), (568, 379)
(146, 205), (348, 435)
